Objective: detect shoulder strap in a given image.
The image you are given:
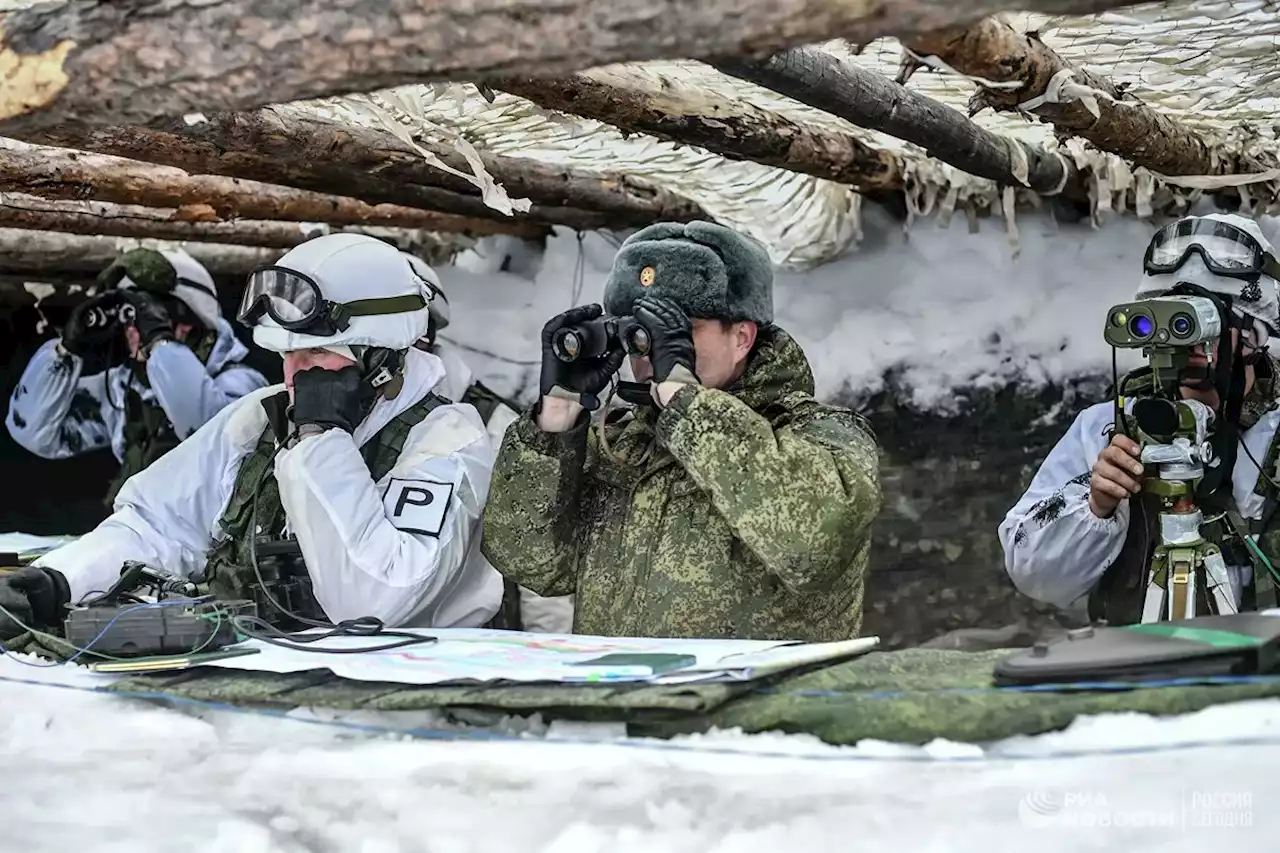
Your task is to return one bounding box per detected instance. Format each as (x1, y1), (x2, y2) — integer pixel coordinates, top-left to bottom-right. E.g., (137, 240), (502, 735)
(363, 391), (450, 484)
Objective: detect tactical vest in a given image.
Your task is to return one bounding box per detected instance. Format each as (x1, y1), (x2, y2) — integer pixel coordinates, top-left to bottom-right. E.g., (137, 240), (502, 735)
(1089, 435), (1280, 624)
(202, 390), (446, 627)
(104, 387), (179, 506)
(461, 381), (518, 425)
(103, 336), (232, 506)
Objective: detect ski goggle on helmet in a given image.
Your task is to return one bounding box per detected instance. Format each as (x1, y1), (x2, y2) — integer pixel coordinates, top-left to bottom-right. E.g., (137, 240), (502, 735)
(238, 265), (429, 338)
(1144, 216), (1280, 282)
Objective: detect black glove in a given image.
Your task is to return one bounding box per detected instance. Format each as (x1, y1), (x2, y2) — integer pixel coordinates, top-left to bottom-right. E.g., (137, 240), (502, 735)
(61, 292), (128, 372)
(0, 567), (71, 643)
(539, 304), (626, 411)
(633, 294), (700, 385)
(290, 365), (373, 434)
(122, 290), (174, 349)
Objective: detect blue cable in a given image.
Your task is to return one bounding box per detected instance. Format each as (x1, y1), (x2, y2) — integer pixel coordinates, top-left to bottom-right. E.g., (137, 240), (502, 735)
(0, 599), (205, 667)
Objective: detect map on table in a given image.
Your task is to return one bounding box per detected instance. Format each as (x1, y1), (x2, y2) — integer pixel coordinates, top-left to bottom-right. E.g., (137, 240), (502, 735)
(198, 628), (879, 687)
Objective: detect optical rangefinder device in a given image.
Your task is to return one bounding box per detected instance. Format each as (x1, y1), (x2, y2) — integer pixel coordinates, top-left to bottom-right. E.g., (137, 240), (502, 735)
(1104, 295), (1222, 349)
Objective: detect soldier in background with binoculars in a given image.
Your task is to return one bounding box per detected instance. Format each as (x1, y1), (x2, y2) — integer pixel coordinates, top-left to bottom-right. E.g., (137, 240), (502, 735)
(481, 221), (882, 642)
(1002, 212), (1280, 623)
(4, 247), (267, 504)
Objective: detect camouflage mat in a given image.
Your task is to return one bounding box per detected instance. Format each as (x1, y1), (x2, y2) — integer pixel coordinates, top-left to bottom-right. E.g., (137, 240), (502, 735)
(56, 645), (1280, 745)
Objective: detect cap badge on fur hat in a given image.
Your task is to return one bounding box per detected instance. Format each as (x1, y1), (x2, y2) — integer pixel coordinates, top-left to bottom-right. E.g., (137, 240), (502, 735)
(639, 266), (656, 287)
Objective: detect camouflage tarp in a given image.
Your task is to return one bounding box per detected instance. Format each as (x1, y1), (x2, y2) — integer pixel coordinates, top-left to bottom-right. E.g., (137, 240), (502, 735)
(46, 645), (1277, 746)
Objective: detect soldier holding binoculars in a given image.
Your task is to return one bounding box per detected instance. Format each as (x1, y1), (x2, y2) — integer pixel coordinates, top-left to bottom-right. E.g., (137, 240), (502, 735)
(480, 221), (882, 642)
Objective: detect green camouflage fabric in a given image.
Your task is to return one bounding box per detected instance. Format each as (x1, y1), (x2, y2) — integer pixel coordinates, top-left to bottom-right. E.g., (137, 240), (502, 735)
(103, 332), (219, 506)
(97, 248), (178, 293)
(481, 326), (882, 642)
(461, 380), (519, 426)
(86, 646), (1280, 746)
(203, 391), (447, 606)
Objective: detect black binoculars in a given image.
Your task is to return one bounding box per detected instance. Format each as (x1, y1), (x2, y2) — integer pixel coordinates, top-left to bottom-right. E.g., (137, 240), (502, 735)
(83, 294), (136, 331)
(551, 314), (651, 363)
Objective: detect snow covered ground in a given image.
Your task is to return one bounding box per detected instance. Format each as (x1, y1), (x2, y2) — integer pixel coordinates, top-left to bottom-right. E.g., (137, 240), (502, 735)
(2, 656), (1278, 853)
(438, 205), (1280, 411)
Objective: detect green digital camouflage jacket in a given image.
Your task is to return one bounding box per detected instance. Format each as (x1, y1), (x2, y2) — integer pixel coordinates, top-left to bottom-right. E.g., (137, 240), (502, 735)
(481, 326), (882, 642)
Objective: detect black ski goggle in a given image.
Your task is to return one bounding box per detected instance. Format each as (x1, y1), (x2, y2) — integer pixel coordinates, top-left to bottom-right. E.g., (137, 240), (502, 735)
(1144, 218), (1280, 281)
(238, 266), (428, 337)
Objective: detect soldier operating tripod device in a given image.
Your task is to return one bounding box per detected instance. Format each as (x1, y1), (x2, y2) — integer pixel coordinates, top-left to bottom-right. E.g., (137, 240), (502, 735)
(1104, 291), (1239, 623)
(551, 314), (651, 363)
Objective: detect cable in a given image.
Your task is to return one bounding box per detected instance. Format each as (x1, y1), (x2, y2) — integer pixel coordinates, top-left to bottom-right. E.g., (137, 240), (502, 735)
(0, 597), (222, 667)
(240, 441), (437, 655)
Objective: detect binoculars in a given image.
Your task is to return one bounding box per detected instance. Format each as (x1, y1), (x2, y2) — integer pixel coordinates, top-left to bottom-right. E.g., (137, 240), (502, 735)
(1104, 296), (1221, 350)
(551, 314), (651, 363)
(82, 296), (136, 332)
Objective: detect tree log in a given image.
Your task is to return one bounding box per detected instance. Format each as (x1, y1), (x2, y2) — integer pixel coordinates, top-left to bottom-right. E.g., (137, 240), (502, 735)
(0, 0), (1147, 135)
(713, 47), (1085, 201)
(0, 228), (283, 277)
(0, 192), (330, 248)
(0, 193), (473, 260)
(0, 140), (549, 238)
(497, 68), (904, 193)
(20, 107), (709, 229)
(906, 18), (1273, 180)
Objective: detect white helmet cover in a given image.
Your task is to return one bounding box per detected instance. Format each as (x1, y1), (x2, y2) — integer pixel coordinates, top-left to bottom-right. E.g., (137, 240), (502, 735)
(402, 251), (449, 331)
(1137, 212), (1280, 338)
(117, 248), (222, 330)
(251, 234), (433, 353)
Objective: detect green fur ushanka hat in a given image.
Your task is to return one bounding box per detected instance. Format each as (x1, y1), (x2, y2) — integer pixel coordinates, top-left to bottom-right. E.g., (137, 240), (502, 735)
(602, 221), (774, 325)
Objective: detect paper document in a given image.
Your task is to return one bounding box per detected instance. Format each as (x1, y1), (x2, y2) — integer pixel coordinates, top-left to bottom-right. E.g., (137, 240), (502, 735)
(197, 628), (880, 687)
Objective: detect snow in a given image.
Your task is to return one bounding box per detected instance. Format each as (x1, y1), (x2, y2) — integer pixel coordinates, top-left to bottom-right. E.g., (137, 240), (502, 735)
(2, 656), (1278, 852)
(438, 206), (1280, 413)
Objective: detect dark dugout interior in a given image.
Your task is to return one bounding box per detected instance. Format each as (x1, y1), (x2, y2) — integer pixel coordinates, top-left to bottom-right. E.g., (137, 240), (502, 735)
(0, 280), (282, 535)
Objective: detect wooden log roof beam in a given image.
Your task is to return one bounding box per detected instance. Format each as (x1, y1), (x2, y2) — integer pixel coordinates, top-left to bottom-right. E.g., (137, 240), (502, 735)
(0, 0), (1150, 135)
(496, 68), (906, 195)
(0, 139), (550, 238)
(0, 228), (284, 277)
(905, 17), (1276, 182)
(713, 47), (1088, 202)
(0, 192), (473, 253)
(19, 108), (710, 230)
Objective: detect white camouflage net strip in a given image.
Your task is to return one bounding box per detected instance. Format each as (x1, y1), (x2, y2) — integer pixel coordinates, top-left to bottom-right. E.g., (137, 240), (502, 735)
(4, 0), (1278, 266)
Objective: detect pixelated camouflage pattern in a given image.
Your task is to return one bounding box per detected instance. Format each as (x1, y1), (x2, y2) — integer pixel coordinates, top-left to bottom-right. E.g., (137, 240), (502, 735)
(98, 248), (178, 294)
(87, 646), (1280, 746)
(482, 326), (881, 642)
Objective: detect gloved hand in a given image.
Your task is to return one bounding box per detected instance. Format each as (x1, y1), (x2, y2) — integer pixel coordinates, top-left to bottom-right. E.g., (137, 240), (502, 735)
(633, 294), (700, 386)
(539, 304), (626, 411)
(290, 365), (373, 434)
(61, 292), (128, 373)
(0, 566), (71, 643)
(122, 290), (175, 349)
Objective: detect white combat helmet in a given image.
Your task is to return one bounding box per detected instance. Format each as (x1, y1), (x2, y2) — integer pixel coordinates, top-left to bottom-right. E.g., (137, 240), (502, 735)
(242, 234), (434, 354)
(1138, 212), (1280, 343)
(401, 251), (450, 332)
(109, 248), (222, 331)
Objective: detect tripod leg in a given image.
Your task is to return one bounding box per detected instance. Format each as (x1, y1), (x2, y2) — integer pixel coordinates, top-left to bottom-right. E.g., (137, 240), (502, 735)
(1170, 560), (1193, 620)
(1204, 552), (1237, 615)
(1142, 562), (1166, 623)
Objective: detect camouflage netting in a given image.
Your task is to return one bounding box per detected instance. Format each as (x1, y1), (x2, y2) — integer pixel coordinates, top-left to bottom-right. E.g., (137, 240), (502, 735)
(270, 0), (1280, 267)
(81, 647), (1280, 745)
